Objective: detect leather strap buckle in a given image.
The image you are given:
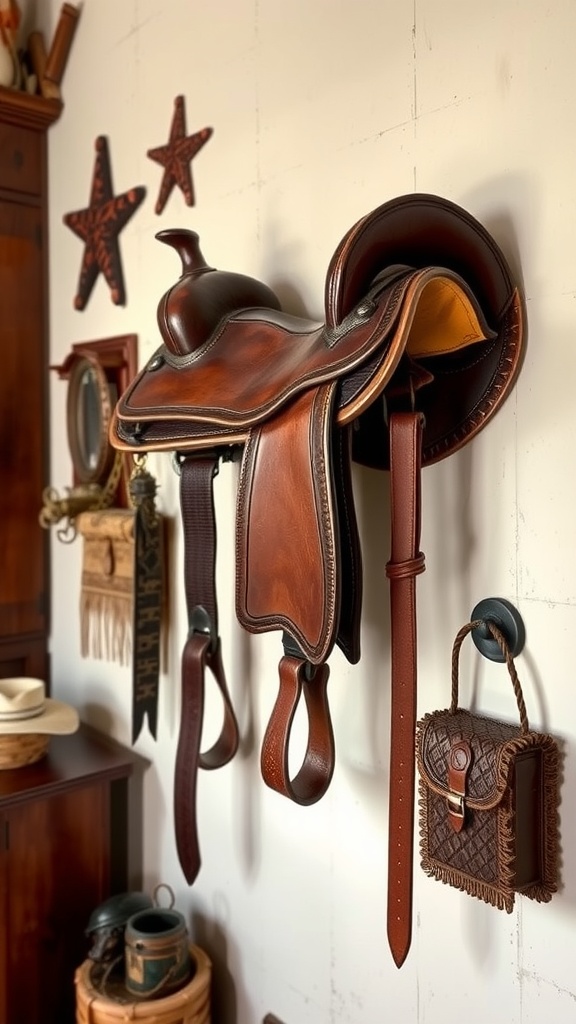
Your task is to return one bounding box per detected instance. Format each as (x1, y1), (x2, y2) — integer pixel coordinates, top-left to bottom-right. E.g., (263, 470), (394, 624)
(189, 604), (218, 655)
(447, 792), (464, 816)
(172, 450), (222, 477)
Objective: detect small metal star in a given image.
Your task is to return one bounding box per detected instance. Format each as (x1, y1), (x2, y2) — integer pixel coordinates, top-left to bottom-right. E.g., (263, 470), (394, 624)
(63, 136), (146, 309)
(147, 95), (212, 215)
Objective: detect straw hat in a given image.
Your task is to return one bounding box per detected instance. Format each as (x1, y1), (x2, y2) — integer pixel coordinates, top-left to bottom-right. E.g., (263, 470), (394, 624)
(0, 678), (79, 735)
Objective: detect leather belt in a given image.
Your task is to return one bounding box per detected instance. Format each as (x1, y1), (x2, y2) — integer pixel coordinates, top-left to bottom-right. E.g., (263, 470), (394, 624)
(385, 411), (425, 967)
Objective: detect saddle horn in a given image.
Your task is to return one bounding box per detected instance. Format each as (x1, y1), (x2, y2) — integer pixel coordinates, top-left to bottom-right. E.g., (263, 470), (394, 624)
(156, 228), (282, 357)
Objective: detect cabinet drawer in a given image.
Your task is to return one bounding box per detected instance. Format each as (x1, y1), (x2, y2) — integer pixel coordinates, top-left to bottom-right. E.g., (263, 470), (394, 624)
(0, 121), (42, 195)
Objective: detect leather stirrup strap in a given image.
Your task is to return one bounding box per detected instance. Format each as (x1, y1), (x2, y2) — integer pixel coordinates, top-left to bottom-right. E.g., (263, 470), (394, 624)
(175, 633), (230, 883)
(385, 411), (426, 968)
(260, 656), (335, 805)
(180, 454), (219, 640)
(174, 454), (239, 885)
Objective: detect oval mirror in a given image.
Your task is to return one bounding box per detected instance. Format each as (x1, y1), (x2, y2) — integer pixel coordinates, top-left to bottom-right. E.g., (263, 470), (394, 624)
(66, 356), (116, 484)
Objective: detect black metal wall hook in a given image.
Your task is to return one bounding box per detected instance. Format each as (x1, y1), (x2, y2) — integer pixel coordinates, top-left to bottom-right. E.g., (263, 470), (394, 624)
(470, 597), (525, 662)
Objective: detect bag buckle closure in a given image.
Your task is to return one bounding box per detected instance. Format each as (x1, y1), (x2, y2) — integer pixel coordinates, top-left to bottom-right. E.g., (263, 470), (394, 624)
(447, 739), (472, 833)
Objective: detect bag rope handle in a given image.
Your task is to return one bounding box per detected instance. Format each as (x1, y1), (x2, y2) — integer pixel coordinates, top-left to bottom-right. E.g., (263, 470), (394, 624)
(450, 619), (529, 735)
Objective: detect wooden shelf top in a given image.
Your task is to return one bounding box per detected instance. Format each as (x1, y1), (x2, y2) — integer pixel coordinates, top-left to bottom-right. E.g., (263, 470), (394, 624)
(0, 724), (148, 807)
(0, 86), (62, 130)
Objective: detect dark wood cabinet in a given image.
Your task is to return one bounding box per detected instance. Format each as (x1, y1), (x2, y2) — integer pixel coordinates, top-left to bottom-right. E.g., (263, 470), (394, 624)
(0, 89), (146, 1024)
(0, 88), (62, 683)
(0, 724), (145, 1024)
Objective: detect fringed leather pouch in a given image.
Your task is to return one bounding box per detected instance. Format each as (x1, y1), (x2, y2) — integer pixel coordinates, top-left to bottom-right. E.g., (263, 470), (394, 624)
(77, 507), (135, 665)
(416, 619), (559, 913)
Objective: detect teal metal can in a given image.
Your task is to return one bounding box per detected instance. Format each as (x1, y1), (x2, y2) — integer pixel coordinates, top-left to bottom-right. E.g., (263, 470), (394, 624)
(124, 907), (191, 998)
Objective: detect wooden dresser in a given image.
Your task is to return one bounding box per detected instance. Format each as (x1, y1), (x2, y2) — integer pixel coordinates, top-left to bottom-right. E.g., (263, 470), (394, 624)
(0, 724), (146, 1024)
(0, 86), (62, 682)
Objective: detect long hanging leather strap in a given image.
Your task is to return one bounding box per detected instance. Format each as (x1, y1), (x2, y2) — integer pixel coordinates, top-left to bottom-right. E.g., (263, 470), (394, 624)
(174, 454), (239, 884)
(385, 411), (426, 968)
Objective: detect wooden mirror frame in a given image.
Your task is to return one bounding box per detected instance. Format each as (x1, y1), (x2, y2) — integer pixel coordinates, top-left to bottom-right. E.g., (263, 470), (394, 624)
(66, 355), (116, 485)
(52, 334), (137, 508)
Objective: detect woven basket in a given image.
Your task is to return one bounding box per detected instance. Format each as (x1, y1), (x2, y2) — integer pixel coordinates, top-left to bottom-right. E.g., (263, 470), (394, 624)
(0, 733), (49, 770)
(75, 944), (211, 1024)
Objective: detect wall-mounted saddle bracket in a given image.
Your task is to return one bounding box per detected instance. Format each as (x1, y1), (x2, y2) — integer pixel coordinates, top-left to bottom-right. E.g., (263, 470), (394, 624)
(470, 597), (525, 662)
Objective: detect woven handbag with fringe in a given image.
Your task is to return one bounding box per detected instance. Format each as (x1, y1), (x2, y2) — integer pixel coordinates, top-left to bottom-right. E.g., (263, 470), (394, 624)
(416, 619), (559, 913)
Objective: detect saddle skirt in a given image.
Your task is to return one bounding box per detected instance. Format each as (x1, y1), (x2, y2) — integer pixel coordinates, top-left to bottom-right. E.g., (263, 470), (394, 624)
(111, 193), (524, 967)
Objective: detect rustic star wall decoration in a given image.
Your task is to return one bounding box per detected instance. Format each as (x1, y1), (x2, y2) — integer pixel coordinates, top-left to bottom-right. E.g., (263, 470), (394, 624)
(63, 136), (146, 309)
(147, 94), (212, 215)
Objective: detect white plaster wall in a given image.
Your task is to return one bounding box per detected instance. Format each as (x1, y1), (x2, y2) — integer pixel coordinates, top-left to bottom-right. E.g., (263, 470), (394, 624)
(39, 1), (576, 1021)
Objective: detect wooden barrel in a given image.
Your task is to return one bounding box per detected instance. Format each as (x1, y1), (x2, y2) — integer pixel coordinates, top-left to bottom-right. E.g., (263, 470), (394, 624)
(75, 944), (211, 1024)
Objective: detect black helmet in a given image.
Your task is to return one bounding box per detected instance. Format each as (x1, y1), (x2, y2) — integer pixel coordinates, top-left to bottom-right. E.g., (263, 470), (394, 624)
(86, 891), (153, 962)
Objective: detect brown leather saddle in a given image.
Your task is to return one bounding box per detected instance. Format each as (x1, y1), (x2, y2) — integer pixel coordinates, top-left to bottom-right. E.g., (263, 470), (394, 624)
(111, 193), (524, 966)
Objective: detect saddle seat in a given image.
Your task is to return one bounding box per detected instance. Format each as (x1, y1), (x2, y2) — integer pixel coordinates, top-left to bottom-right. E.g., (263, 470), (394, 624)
(114, 266), (494, 449)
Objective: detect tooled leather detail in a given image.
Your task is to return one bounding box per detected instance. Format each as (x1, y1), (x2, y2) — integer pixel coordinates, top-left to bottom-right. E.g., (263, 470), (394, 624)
(419, 709), (523, 808)
(235, 382), (339, 664)
(425, 778), (507, 885)
(418, 717), (559, 912)
(310, 385), (338, 654)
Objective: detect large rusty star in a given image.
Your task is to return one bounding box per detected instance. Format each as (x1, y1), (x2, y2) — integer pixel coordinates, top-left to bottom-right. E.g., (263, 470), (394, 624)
(147, 95), (212, 215)
(63, 136), (146, 309)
